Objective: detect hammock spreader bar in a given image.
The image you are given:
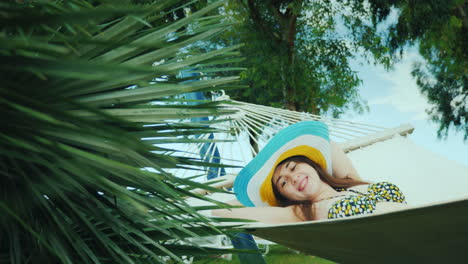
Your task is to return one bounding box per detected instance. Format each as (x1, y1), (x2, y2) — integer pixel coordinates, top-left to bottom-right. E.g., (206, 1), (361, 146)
(242, 198), (468, 264)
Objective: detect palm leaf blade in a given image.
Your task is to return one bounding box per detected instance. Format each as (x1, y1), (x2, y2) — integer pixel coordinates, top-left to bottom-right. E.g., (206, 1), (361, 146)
(1, 0), (243, 263)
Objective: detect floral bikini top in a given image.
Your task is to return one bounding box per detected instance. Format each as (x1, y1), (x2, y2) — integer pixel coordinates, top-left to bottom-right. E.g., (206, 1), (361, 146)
(327, 182), (406, 219)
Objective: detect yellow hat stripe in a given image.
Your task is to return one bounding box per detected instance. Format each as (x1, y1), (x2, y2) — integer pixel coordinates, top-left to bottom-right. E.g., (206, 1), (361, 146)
(259, 145), (327, 206)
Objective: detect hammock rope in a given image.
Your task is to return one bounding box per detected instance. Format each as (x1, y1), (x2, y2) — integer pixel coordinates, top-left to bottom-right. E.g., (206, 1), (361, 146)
(212, 93), (396, 155)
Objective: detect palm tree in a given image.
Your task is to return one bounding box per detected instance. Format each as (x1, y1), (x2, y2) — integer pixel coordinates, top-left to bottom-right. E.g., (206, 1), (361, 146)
(1, 0), (245, 263)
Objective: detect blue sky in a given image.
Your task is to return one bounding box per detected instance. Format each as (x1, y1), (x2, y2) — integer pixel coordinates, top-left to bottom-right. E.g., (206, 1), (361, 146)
(343, 49), (468, 166)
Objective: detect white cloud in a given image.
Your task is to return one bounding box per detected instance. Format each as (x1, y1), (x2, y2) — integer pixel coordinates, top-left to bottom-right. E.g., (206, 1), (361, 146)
(369, 51), (431, 121)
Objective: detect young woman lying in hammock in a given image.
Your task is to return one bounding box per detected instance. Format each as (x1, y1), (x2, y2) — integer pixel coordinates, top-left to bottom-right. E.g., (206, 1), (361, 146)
(212, 121), (409, 224)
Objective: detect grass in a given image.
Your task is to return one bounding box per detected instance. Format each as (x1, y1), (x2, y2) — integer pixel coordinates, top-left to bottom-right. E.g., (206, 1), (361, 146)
(192, 244), (336, 264)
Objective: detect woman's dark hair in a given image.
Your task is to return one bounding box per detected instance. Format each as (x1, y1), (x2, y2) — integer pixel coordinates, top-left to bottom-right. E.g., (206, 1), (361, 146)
(271, 155), (368, 221)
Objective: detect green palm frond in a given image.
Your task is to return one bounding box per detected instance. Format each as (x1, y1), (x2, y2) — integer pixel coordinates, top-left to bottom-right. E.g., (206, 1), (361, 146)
(1, 0), (244, 263)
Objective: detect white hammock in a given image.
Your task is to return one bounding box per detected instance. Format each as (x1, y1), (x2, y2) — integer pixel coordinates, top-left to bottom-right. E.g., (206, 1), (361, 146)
(176, 94), (468, 263)
(243, 197), (468, 263)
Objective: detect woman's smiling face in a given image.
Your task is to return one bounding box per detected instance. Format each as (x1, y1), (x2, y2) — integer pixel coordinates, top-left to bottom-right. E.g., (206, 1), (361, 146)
(272, 160), (321, 202)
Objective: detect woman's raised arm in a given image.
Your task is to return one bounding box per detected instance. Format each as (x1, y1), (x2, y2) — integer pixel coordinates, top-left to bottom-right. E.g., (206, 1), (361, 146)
(211, 205), (302, 224)
(331, 141), (362, 181)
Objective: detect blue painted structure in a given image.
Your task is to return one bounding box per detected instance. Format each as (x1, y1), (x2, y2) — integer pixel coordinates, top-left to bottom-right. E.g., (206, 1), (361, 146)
(180, 69), (266, 264)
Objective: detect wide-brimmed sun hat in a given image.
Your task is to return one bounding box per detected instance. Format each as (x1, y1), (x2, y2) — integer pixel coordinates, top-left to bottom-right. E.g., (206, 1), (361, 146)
(234, 120), (332, 207)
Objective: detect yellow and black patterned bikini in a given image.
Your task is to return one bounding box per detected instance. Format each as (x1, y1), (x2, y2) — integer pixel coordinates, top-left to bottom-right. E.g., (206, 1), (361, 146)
(327, 182), (406, 219)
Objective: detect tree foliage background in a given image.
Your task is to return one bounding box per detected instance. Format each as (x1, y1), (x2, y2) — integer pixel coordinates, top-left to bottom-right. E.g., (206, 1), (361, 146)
(369, 0), (467, 139)
(219, 0), (393, 116)
(218, 0), (467, 138)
